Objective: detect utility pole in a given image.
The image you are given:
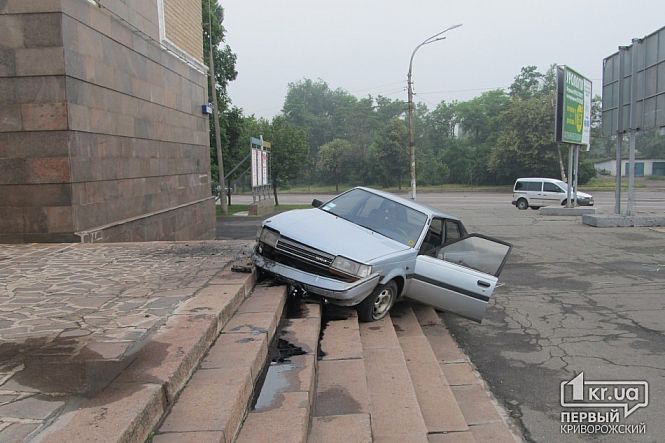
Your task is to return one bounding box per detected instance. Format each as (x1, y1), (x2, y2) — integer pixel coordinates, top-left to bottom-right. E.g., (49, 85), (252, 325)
(407, 70), (416, 200)
(208, 0), (227, 214)
(407, 24), (462, 200)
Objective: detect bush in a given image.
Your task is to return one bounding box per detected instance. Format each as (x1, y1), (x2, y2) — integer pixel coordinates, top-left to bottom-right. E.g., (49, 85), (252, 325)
(578, 160), (597, 185)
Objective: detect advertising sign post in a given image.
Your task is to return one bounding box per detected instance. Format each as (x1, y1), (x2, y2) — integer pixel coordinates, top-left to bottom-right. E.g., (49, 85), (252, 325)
(555, 66), (593, 208)
(249, 136), (272, 206)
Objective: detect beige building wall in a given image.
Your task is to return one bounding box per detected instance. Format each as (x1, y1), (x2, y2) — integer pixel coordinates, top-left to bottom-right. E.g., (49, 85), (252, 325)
(164, 0), (204, 63)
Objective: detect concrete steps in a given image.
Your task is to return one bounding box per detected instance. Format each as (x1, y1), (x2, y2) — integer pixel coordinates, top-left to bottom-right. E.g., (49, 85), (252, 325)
(234, 301), (321, 443)
(309, 306), (372, 442)
(152, 283), (287, 442)
(38, 267), (257, 443)
(390, 303), (468, 436)
(411, 303), (521, 443)
(309, 301), (520, 443)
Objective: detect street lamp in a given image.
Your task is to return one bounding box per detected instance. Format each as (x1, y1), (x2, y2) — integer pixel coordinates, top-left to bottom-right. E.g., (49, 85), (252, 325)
(407, 24), (462, 200)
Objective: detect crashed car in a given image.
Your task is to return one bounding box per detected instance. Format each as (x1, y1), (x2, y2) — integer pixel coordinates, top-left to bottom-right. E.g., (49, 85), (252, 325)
(252, 187), (511, 322)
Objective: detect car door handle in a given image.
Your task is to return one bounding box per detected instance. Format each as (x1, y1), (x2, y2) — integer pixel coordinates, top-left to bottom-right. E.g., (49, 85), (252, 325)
(477, 280), (491, 288)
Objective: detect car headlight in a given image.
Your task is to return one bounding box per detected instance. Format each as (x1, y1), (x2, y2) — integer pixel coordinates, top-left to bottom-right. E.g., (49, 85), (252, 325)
(331, 256), (372, 278)
(259, 228), (280, 248)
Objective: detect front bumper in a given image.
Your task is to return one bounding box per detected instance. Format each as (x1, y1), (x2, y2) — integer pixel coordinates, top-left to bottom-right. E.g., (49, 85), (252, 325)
(252, 252), (381, 306)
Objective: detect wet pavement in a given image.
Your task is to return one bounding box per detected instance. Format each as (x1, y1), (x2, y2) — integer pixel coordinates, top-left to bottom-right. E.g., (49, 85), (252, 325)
(0, 240), (251, 440)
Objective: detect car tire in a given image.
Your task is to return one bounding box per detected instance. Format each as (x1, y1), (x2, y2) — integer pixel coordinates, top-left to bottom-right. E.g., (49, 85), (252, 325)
(516, 198), (528, 210)
(357, 280), (398, 322)
(530, 206), (540, 210)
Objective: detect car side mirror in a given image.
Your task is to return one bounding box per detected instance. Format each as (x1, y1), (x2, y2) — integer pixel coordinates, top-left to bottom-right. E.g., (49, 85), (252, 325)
(312, 199), (323, 208)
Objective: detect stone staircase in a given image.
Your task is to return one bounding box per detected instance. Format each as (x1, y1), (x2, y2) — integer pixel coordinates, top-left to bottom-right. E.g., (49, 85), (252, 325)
(149, 288), (521, 443)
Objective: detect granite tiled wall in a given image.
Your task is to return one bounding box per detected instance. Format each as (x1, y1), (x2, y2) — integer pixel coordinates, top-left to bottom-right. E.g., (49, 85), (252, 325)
(0, 0), (214, 243)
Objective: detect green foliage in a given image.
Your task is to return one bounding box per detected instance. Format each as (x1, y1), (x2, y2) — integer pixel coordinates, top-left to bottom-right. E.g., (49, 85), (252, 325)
(318, 139), (354, 192)
(202, 0), (237, 186)
(373, 119), (408, 189)
(578, 158), (597, 185)
(270, 116), (309, 187)
(490, 94), (560, 182)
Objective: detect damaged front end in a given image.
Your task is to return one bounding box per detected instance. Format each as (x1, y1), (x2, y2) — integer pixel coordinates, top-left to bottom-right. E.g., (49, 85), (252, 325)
(252, 227), (380, 306)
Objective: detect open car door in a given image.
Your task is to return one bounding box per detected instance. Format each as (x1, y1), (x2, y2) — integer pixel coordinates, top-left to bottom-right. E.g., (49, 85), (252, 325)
(406, 234), (511, 322)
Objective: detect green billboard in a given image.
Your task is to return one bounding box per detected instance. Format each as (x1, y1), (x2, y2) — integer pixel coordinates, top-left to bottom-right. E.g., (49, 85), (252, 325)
(555, 66), (592, 147)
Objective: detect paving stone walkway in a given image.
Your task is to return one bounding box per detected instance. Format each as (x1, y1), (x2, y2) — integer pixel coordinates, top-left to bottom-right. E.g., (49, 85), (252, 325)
(0, 241), (251, 441)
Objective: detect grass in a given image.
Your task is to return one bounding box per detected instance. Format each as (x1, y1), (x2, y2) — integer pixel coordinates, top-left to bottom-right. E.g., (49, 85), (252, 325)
(216, 203), (311, 217)
(277, 183), (511, 194)
(583, 176), (646, 191)
(225, 176), (656, 200)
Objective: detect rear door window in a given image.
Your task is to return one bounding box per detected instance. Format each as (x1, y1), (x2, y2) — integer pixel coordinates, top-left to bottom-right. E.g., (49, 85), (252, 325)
(515, 181), (541, 191)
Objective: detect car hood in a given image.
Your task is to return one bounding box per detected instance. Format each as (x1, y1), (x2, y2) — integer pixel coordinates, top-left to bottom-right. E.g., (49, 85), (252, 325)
(576, 191), (592, 199)
(263, 208), (410, 263)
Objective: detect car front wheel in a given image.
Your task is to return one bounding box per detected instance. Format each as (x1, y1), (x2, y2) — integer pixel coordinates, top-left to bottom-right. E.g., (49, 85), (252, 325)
(516, 198), (528, 210)
(357, 280), (397, 322)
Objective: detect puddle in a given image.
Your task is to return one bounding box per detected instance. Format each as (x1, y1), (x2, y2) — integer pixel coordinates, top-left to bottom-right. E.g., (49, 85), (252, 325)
(252, 362), (296, 411)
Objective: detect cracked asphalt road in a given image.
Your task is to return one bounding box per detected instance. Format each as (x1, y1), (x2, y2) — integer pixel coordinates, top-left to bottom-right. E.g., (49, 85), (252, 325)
(426, 194), (665, 443)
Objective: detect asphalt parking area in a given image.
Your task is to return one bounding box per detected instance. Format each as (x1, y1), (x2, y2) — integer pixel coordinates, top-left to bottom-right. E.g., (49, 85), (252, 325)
(428, 194), (665, 443)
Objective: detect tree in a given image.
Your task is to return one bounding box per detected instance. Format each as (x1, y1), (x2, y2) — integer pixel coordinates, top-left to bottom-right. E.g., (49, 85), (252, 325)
(270, 116), (308, 204)
(490, 95), (560, 182)
(318, 139), (354, 192)
(202, 0), (237, 188)
(509, 65), (544, 100)
(374, 119), (408, 189)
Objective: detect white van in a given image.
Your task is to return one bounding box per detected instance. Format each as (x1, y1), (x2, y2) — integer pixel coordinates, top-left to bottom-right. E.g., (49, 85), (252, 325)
(512, 178), (593, 210)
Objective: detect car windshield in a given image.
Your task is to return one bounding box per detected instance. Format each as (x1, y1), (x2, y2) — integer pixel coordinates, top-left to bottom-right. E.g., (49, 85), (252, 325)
(319, 189), (428, 247)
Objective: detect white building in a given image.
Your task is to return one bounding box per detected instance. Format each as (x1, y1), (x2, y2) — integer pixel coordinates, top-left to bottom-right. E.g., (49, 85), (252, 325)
(594, 159), (665, 177)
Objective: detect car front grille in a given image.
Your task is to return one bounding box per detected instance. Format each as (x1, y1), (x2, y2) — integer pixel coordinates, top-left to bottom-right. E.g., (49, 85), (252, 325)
(275, 237), (335, 267)
(258, 239), (357, 283)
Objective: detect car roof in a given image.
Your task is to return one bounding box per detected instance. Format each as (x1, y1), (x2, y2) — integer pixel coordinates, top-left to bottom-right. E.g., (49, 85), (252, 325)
(354, 187), (461, 221)
(515, 177), (563, 183)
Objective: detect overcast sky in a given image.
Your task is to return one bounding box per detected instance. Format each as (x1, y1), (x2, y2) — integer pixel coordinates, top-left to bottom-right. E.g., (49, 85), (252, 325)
(222, 1), (665, 119)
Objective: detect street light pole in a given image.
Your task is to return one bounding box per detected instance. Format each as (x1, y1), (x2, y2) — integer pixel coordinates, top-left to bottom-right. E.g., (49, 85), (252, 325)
(407, 24), (462, 200)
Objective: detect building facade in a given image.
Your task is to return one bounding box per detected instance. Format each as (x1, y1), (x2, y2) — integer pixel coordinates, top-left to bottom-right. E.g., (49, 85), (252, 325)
(0, 0), (215, 243)
(594, 159), (665, 177)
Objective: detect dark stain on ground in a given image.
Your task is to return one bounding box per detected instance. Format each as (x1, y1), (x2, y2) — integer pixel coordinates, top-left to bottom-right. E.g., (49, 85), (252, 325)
(315, 385), (362, 415)
(1, 336), (146, 397)
(318, 304), (353, 360)
(272, 338), (306, 363)
(501, 262), (593, 292)
(285, 286), (306, 319)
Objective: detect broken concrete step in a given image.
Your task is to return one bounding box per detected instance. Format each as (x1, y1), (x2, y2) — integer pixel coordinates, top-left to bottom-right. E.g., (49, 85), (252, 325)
(309, 307), (372, 442)
(235, 302), (322, 443)
(153, 284), (287, 443)
(391, 303), (468, 434)
(412, 303), (521, 442)
(38, 269), (256, 443)
(359, 314), (429, 443)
